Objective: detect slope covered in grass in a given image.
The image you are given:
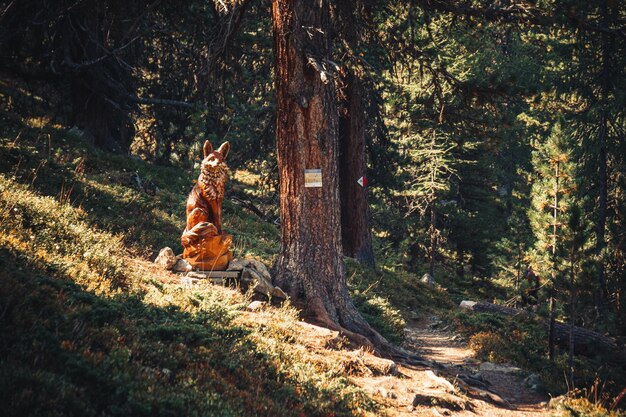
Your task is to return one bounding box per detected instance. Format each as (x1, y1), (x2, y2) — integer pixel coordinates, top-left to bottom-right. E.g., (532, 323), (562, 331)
(0, 118), (377, 416)
(0, 82), (474, 416)
(0, 173), (379, 417)
(0, 103), (441, 416)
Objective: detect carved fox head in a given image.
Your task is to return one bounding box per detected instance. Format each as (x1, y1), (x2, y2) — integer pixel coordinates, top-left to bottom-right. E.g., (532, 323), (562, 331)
(198, 140), (230, 202)
(201, 140), (230, 171)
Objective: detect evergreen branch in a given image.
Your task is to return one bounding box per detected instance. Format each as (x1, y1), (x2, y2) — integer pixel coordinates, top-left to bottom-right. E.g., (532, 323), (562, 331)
(418, 0), (626, 38)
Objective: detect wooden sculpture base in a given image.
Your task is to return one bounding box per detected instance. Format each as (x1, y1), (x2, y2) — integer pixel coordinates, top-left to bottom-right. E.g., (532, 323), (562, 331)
(182, 232), (233, 271)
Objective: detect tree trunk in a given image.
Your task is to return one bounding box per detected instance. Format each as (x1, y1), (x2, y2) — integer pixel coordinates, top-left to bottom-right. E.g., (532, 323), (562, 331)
(456, 243), (464, 280)
(271, 0), (388, 352)
(595, 0), (610, 311)
(339, 73), (376, 269)
(568, 250), (576, 389)
(548, 292), (556, 360)
(429, 204), (437, 277)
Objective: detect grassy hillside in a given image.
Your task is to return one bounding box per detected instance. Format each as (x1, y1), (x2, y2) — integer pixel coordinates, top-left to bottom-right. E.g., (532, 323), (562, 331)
(0, 96), (451, 416)
(3, 81), (625, 417)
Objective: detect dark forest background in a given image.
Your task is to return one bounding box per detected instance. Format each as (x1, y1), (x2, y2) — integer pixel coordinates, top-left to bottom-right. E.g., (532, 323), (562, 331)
(1, 0), (625, 414)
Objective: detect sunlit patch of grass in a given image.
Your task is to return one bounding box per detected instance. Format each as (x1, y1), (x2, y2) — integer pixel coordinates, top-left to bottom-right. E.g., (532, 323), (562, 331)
(0, 176), (128, 291)
(551, 393), (626, 417)
(233, 168), (261, 187)
(23, 116), (52, 129)
(0, 172), (378, 417)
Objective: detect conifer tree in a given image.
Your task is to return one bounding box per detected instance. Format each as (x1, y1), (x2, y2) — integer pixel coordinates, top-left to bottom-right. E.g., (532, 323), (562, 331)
(405, 130), (455, 277)
(529, 121), (581, 357)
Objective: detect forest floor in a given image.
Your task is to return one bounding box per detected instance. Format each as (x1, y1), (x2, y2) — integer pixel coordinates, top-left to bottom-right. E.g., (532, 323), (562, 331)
(139, 255), (554, 416)
(399, 315), (550, 416)
(147, 255), (551, 417)
(339, 312), (552, 417)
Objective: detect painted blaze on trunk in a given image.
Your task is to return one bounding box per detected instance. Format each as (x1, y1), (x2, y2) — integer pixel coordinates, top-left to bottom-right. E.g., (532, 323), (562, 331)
(339, 73), (376, 269)
(271, 0), (386, 344)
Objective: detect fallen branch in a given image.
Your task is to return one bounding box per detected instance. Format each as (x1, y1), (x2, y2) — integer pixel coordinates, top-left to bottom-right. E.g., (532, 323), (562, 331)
(230, 196), (276, 224)
(460, 300), (622, 357)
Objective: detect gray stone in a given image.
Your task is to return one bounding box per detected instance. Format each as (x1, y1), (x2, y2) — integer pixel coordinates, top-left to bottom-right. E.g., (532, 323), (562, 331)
(246, 301), (266, 312)
(479, 362), (522, 374)
(523, 373), (543, 392)
(242, 268), (272, 296)
(377, 388), (396, 399)
(68, 126), (86, 139)
(379, 359), (398, 376)
(172, 259), (192, 273)
(155, 247), (177, 270)
(548, 395), (567, 410)
(459, 300), (477, 310)
(246, 259), (272, 282)
(421, 273), (436, 285)
(237, 259), (290, 300)
(226, 258), (245, 271)
(469, 373), (485, 382)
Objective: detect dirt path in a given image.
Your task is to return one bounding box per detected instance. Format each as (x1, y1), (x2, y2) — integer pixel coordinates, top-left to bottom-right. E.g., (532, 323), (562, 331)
(399, 315), (550, 416)
(154, 262), (553, 416)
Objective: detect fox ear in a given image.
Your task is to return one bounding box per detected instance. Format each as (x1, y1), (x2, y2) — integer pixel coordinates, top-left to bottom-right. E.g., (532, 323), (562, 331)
(217, 141), (230, 159)
(203, 140), (213, 159)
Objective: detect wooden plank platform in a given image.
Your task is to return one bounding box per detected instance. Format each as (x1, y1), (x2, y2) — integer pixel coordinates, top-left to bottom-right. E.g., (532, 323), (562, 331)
(190, 270), (241, 279)
(180, 270), (242, 286)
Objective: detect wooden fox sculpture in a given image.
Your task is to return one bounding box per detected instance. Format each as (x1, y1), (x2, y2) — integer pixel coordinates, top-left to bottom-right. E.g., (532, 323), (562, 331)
(181, 140), (230, 249)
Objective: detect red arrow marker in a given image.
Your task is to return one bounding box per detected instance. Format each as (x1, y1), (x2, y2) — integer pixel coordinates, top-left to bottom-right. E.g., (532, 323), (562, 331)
(357, 176), (368, 187)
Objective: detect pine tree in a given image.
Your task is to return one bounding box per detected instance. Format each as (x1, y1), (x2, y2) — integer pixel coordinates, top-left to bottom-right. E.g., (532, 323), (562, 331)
(529, 121), (581, 357)
(405, 130), (456, 277)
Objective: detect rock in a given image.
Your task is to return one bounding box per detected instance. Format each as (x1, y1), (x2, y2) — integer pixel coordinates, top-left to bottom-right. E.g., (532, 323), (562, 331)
(459, 300), (477, 310)
(424, 370), (457, 394)
(379, 359), (398, 376)
(68, 126), (87, 139)
(242, 268), (273, 296)
(421, 273), (436, 285)
(236, 258), (289, 300)
(271, 286), (288, 300)
(246, 301), (266, 312)
(411, 394), (466, 411)
(155, 247), (177, 270)
(172, 259), (192, 273)
(523, 374), (543, 392)
(479, 362), (522, 374)
(226, 258), (245, 271)
(478, 362), (498, 372)
(377, 388), (396, 399)
(469, 373), (486, 383)
(246, 259), (272, 281)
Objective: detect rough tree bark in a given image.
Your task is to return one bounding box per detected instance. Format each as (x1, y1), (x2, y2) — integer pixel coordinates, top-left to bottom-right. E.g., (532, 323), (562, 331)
(271, 0), (388, 352)
(339, 73), (376, 269)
